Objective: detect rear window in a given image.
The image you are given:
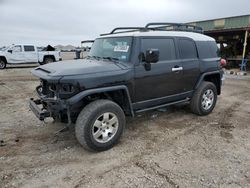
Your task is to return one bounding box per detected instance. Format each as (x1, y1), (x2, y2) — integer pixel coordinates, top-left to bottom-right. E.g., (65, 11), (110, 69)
(179, 39), (197, 59)
(196, 41), (219, 58)
(24, 45), (35, 52)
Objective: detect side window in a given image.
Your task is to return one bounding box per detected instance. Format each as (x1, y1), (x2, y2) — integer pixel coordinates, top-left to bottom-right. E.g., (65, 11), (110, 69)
(24, 45), (35, 52)
(179, 39), (197, 59)
(196, 41), (212, 58)
(208, 41), (219, 57)
(141, 38), (176, 61)
(196, 41), (219, 58)
(12, 45), (22, 52)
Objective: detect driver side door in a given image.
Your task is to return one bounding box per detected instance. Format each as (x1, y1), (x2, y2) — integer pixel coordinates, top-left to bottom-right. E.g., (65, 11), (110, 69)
(134, 37), (185, 110)
(7, 45), (25, 64)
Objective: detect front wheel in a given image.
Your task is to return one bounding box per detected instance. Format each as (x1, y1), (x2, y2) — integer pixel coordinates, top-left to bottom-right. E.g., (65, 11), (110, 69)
(190, 81), (217, 116)
(75, 100), (125, 151)
(0, 59), (6, 69)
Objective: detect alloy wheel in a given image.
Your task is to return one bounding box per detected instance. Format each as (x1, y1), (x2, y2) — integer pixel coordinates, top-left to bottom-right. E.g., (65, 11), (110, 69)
(92, 112), (119, 143)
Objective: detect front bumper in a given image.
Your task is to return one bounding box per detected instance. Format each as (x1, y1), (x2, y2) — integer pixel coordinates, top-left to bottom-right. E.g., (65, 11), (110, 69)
(29, 84), (71, 121)
(29, 98), (50, 121)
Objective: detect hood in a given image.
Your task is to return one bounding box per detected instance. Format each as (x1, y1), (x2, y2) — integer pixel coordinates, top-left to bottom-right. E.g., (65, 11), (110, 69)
(32, 59), (124, 79)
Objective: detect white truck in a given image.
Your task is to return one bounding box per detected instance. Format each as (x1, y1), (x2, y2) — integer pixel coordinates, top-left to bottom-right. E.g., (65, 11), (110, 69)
(0, 44), (62, 69)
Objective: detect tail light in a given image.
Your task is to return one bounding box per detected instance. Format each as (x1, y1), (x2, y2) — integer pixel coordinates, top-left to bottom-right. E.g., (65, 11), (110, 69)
(220, 58), (227, 67)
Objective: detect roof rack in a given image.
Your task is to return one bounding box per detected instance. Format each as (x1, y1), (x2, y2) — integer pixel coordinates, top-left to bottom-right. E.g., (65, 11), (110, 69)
(145, 22), (203, 33)
(81, 40), (94, 44)
(100, 27), (147, 36)
(100, 22), (203, 36)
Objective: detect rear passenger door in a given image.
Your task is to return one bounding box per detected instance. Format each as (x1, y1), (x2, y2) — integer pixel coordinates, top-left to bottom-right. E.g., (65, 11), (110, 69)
(134, 37), (183, 105)
(178, 38), (200, 91)
(23, 45), (38, 63)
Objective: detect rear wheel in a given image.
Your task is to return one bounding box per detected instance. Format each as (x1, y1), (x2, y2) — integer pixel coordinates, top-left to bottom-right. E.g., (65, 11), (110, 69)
(75, 100), (125, 151)
(42, 57), (54, 64)
(190, 81), (217, 115)
(0, 59), (6, 69)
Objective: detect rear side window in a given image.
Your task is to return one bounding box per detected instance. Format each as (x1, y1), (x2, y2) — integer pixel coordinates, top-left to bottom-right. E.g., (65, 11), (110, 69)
(208, 41), (219, 57)
(141, 38), (176, 61)
(24, 45), (35, 52)
(179, 39), (197, 59)
(196, 41), (219, 58)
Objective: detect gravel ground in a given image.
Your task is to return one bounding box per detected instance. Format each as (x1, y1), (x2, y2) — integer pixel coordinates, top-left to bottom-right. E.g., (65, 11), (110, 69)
(0, 66), (250, 188)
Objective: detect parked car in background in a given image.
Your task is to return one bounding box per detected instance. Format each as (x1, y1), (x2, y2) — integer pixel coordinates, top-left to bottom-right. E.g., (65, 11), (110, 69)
(0, 44), (62, 69)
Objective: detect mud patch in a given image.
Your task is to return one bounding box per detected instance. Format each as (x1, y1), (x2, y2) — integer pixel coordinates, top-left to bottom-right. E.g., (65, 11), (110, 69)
(220, 131), (233, 139)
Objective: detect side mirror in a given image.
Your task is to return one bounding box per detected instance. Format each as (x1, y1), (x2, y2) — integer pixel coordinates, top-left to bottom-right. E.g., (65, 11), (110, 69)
(8, 50), (12, 53)
(145, 49), (159, 63)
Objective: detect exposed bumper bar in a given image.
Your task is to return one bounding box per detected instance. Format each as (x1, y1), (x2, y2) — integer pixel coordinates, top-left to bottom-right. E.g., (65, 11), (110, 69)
(29, 98), (50, 121)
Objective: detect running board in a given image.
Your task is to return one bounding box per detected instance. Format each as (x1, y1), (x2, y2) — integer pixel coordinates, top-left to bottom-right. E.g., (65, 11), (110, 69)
(135, 98), (189, 113)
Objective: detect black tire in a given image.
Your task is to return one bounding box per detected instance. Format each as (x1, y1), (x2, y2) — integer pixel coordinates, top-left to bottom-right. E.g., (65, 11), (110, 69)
(75, 99), (125, 151)
(0, 59), (6, 69)
(42, 57), (54, 65)
(190, 81), (217, 116)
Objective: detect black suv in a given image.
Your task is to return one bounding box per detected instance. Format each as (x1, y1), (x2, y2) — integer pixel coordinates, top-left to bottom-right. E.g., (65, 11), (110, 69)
(30, 23), (224, 151)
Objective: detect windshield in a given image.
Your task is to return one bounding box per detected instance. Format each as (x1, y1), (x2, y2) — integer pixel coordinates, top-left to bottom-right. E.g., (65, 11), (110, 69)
(0, 46), (10, 51)
(89, 37), (132, 62)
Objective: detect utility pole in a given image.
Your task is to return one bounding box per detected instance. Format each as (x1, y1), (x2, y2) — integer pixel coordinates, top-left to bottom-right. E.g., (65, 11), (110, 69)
(241, 29), (249, 71)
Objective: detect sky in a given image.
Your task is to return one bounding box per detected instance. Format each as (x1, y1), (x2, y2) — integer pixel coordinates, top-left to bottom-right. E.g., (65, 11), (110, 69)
(0, 0), (250, 46)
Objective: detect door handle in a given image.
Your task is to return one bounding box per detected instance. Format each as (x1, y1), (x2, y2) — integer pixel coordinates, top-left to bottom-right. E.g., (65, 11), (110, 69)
(172, 67), (183, 72)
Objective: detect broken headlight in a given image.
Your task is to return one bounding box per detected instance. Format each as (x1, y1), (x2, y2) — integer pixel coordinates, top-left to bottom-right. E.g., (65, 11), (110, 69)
(59, 84), (75, 94)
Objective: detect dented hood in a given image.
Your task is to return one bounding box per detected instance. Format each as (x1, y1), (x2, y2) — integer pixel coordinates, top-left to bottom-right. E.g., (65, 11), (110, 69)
(31, 59), (123, 80)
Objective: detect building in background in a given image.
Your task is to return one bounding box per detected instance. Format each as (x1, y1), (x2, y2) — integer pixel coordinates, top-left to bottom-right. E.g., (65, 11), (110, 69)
(189, 14), (250, 70)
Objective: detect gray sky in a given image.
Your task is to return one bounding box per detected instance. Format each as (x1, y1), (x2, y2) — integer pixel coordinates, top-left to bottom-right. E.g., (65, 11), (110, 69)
(0, 0), (250, 46)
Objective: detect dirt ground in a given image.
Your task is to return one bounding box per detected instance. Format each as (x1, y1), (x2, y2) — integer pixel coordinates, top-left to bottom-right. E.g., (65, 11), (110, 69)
(0, 66), (250, 188)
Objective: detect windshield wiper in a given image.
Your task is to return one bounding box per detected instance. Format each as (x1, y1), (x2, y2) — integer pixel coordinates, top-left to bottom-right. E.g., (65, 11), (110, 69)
(86, 55), (102, 60)
(102, 57), (119, 62)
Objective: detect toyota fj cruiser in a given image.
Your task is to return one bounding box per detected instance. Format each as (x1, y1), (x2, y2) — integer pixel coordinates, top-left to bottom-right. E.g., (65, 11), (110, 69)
(29, 23), (224, 151)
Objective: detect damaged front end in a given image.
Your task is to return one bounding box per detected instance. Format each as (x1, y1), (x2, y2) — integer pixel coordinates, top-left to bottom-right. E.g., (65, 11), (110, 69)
(29, 79), (75, 123)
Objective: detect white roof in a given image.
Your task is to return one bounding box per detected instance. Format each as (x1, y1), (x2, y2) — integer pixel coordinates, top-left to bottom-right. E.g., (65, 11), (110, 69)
(99, 30), (215, 42)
